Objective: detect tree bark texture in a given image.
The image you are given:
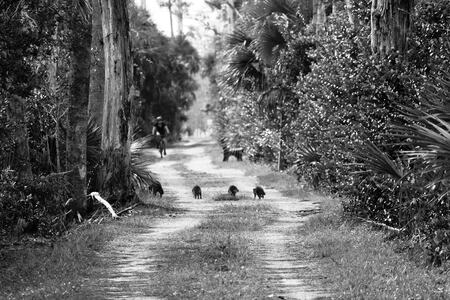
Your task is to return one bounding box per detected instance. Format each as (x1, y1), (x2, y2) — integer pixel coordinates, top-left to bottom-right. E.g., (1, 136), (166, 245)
(88, 0), (105, 127)
(67, 4), (92, 211)
(100, 0), (133, 199)
(8, 95), (32, 181)
(371, 0), (414, 57)
(312, 0), (327, 33)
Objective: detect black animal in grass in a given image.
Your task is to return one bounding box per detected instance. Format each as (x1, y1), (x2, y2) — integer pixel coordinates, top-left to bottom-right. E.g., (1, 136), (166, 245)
(149, 181), (164, 197)
(192, 185), (202, 199)
(228, 185), (239, 197)
(253, 186), (265, 199)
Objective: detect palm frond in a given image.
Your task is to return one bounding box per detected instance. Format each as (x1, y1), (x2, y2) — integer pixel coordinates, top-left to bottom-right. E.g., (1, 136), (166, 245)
(254, 22), (286, 63)
(355, 141), (404, 180)
(295, 144), (321, 164)
(226, 29), (253, 48)
(131, 136), (158, 190)
(400, 117), (450, 181)
(222, 48), (265, 91)
(246, 0), (298, 20)
(420, 75), (450, 122)
(76, 0), (93, 24)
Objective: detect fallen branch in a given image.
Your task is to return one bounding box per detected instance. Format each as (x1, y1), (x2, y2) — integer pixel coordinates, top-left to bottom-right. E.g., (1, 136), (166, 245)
(46, 170), (72, 177)
(357, 217), (404, 233)
(117, 203), (141, 216)
(88, 192), (118, 219)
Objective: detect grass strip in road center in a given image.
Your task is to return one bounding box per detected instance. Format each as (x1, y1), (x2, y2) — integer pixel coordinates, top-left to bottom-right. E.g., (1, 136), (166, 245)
(149, 204), (280, 299)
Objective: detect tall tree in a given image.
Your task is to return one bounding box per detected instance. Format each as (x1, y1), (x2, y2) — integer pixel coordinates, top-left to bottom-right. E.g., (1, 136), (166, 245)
(88, 0), (104, 125)
(100, 0), (133, 199)
(371, 0), (414, 57)
(160, 0), (175, 38)
(66, 1), (92, 211)
(174, 0), (189, 36)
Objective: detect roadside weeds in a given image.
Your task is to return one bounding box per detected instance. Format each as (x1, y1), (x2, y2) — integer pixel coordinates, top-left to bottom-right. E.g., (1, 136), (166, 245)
(293, 198), (450, 299)
(0, 193), (176, 299)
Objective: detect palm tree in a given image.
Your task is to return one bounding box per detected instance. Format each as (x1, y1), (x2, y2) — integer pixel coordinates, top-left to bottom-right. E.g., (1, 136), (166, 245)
(222, 0), (305, 169)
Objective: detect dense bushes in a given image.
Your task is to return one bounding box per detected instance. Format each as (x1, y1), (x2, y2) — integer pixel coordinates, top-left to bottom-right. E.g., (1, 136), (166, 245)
(0, 169), (69, 237)
(212, 0), (450, 263)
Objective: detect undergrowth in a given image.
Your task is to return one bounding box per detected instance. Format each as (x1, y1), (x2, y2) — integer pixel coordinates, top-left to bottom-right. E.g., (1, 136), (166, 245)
(0, 192), (176, 299)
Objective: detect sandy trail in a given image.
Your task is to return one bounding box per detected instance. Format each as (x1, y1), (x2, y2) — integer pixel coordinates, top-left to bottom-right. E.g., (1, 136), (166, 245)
(79, 137), (327, 299)
(184, 139), (328, 300)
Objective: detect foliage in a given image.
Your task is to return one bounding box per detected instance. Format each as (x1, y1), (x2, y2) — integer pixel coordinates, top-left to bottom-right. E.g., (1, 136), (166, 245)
(0, 169), (69, 237)
(130, 4), (199, 140)
(211, 0), (450, 263)
(130, 136), (158, 190)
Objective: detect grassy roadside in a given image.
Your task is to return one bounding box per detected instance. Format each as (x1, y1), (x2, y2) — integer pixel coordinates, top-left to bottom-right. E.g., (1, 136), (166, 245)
(0, 193), (177, 299)
(209, 142), (450, 298)
(149, 204), (280, 299)
(294, 199), (450, 299)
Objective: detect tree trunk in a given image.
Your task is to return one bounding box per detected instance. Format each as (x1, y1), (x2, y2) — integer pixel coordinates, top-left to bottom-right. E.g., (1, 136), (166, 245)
(312, 0), (327, 33)
(88, 0), (105, 127)
(345, 0), (356, 26)
(8, 95), (32, 181)
(168, 0), (174, 38)
(176, 0), (183, 36)
(370, 0), (414, 57)
(100, 0), (133, 200)
(67, 3), (92, 212)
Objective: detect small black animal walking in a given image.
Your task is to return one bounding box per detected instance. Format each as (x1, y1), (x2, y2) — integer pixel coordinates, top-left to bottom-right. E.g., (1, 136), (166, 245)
(192, 185), (202, 199)
(149, 181), (164, 197)
(228, 185), (239, 196)
(253, 186), (265, 199)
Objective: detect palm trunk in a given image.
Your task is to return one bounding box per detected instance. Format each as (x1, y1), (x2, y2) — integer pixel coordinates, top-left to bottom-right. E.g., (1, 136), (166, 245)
(168, 0), (174, 38)
(88, 0), (105, 127)
(100, 0), (133, 200)
(67, 4), (92, 212)
(370, 0), (414, 57)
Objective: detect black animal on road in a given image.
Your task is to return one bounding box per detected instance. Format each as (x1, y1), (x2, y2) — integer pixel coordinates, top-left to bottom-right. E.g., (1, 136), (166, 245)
(149, 181), (164, 197)
(228, 185), (239, 196)
(192, 185), (202, 199)
(253, 186), (265, 199)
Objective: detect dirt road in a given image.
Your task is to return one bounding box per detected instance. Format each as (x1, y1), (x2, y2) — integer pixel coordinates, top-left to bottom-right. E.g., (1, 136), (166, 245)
(80, 138), (328, 299)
